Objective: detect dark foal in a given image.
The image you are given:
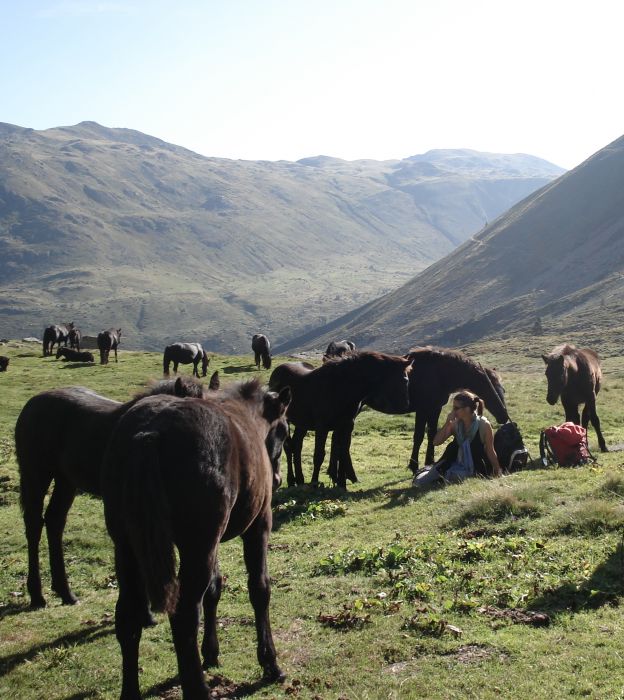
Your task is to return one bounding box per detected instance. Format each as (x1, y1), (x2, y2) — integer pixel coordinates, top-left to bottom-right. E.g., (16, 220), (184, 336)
(163, 342), (209, 377)
(15, 376), (217, 609)
(252, 333), (272, 369)
(102, 380), (291, 699)
(269, 351), (413, 488)
(543, 343), (607, 452)
(404, 346), (509, 470)
(56, 347), (95, 363)
(0, 356), (9, 372)
(98, 328), (122, 364)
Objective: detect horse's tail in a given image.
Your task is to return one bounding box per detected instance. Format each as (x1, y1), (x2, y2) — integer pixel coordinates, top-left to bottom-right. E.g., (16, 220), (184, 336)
(124, 431), (178, 614)
(262, 352), (272, 370)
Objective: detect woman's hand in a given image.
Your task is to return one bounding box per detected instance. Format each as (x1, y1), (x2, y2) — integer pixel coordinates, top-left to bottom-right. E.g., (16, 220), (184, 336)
(445, 411), (456, 425)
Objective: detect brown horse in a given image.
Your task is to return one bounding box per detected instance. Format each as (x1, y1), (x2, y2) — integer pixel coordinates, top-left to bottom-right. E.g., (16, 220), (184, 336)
(269, 351), (413, 488)
(101, 379), (291, 698)
(404, 346), (509, 470)
(252, 333), (272, 369)
(98, 328), (122, 364)
(15, 375), (218, 609)
(542, 344), (607, 452)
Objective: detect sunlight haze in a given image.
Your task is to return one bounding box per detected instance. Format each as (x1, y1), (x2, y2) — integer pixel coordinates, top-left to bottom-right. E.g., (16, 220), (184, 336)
(2, 0), (623, 169)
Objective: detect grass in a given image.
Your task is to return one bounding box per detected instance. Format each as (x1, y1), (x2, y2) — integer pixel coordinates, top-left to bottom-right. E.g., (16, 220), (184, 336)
(1, 340), (624, 699)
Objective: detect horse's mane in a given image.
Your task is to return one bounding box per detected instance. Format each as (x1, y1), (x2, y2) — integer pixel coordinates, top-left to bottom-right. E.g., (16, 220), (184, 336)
(222, 378), (264, 402)
(547, 343), (577, 359)
(139, 376), (205, 399)
(407, 345), (487, 373)
(318, 350), (398, 372)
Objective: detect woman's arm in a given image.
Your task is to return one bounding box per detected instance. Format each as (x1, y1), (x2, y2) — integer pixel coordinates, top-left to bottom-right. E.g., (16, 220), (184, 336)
(482, 421), (502, 477)
(433, 412), (456, 446)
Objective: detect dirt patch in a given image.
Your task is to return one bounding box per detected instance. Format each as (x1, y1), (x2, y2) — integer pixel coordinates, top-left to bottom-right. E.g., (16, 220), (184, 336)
(478, 605), (551, 626)
(452, 644), (508, 664)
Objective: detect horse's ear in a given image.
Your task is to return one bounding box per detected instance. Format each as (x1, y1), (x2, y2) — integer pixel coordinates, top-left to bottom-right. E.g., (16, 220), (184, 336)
(209, 371), (220, 391)
(118, 328), (122, 335)
(174, 377), (184, 396)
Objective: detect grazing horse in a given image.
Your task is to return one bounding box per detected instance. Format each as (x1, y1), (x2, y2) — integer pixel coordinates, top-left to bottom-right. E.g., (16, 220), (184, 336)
(0, 356), (9, 372)
(542, 344), (607, 452)
(323, 339), (356, 362)
(42, 323), (73, 357)
(68, 326), (82, 351)
(56, 347), (95, 363)
(269, 351), (414, 488)
(15, 376), (217, 609)
(404, 346), (509, 471)
(101, 379), (291, 698)
(252, 333), (272, 369)
(163, 342), (209, 377)
(98, 328), (122, 364)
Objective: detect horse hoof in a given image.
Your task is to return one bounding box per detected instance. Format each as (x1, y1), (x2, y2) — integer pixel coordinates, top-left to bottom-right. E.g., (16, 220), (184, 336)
(262, 665), (285, 683)
(59, 592), (78, 605)
(30, 597), (47, 610)
(143, 611), (158, 627)
(202, 656), (219, 670)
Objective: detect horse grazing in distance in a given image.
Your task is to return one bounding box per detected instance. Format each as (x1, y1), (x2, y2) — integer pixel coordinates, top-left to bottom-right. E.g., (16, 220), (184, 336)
(101, 380), (291, 697)
(42, 323), (73, 357)
(68, 326), (82, 350)
(270, 352), (414, 488)
(15, 375), (217, 609)
(252, 333), (272, 369)
(543, 344), (607, 452)
(323, 339), (356, 362)
(56, 347), (95, 363)
(163, 342), (209, 377)
(0, 356), (9, 371)
(97, 328), (121, 364)
(404, 346), (509, 471)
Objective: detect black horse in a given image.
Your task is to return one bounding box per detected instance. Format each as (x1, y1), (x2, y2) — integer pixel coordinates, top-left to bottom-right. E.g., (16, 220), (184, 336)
(15, 376), (217, 609)
(543, 344), (607, 452)
(269, 351), (414, 488)
(323, 339), (356, 362)
(98, 328), (122, 364)
(252, 334), (272, 369)
(403, 346), (509, 470)
(68, 326), (82, 351)
(56, 347), (95, 363)
(0, 356), (8, 372)
(42, 323), (73, 357)
(163, 342), (209, 377)
(102, 379), (291, 698)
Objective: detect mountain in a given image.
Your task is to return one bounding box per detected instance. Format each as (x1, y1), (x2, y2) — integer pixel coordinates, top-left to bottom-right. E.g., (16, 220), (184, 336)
(276, 135), (624, 354)
(0, 121), (563, 351)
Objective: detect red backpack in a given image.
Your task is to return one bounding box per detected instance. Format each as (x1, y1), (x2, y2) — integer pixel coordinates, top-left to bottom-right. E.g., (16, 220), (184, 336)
(539, 422), (593, 467)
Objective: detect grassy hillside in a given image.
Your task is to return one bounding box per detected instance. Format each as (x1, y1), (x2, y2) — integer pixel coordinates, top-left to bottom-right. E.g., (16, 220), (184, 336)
(0, 122), (562, 352)
(1, 337), (624, 699)
(277, 135), (624, 355)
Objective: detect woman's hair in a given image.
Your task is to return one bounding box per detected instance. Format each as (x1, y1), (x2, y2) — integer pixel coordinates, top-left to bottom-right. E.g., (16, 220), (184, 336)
(454, 389), (484, 416)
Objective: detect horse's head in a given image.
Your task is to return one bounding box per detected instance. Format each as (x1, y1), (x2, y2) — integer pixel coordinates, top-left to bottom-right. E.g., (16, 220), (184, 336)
(262, 386), (291, 491)
(55, 347), (63, 359)
(363, 354), (413, 414)
(542, 352), (567, 405)
(484, 367), (509, 423)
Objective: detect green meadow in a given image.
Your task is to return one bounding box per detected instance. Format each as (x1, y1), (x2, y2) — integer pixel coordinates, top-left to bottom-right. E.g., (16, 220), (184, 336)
(1, 338), (624, 699)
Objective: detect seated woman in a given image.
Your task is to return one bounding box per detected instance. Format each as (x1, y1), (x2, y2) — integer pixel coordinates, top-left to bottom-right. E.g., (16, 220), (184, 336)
(412, 389), (501, 488)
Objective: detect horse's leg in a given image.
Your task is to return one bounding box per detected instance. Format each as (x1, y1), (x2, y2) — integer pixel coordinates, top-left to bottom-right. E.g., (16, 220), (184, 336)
(173, 361), (179, 375)
(311, 429), (328, 485)
(562, 397), (580, 425)
(327, 431), (339, 485)
(193, 360), (199, 378)
(282, 434), (295, 487)
(21, 472), (53, 608)
(114, 346), (118, 363)
(201, 560), (223, 668)
(242, 515), (284, 682)
(255, 352), (260, 369)
(583, 396), (608, 452)
(338, 423), (357, 486)
(170, 543), (213, 698)
(44, 476), (78, 604)
(425, 406), (443, 466)
(409, 412), (427, 472)
(113, 539), (147, 700)
(291, 426), (307, 485)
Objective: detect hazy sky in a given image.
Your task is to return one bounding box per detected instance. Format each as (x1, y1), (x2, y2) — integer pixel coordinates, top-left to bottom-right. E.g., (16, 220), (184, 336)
(2, 0), (622, 169)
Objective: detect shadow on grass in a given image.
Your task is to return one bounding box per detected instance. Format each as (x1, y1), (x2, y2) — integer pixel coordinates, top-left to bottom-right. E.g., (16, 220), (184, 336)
(59, 363), (96, 370)
(54, 693), (98, 700)
(527, 540), (624, 616)
(0, 621), (114, 677)
(145, 672), (278, 699)
(222, 364), (258, 374)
